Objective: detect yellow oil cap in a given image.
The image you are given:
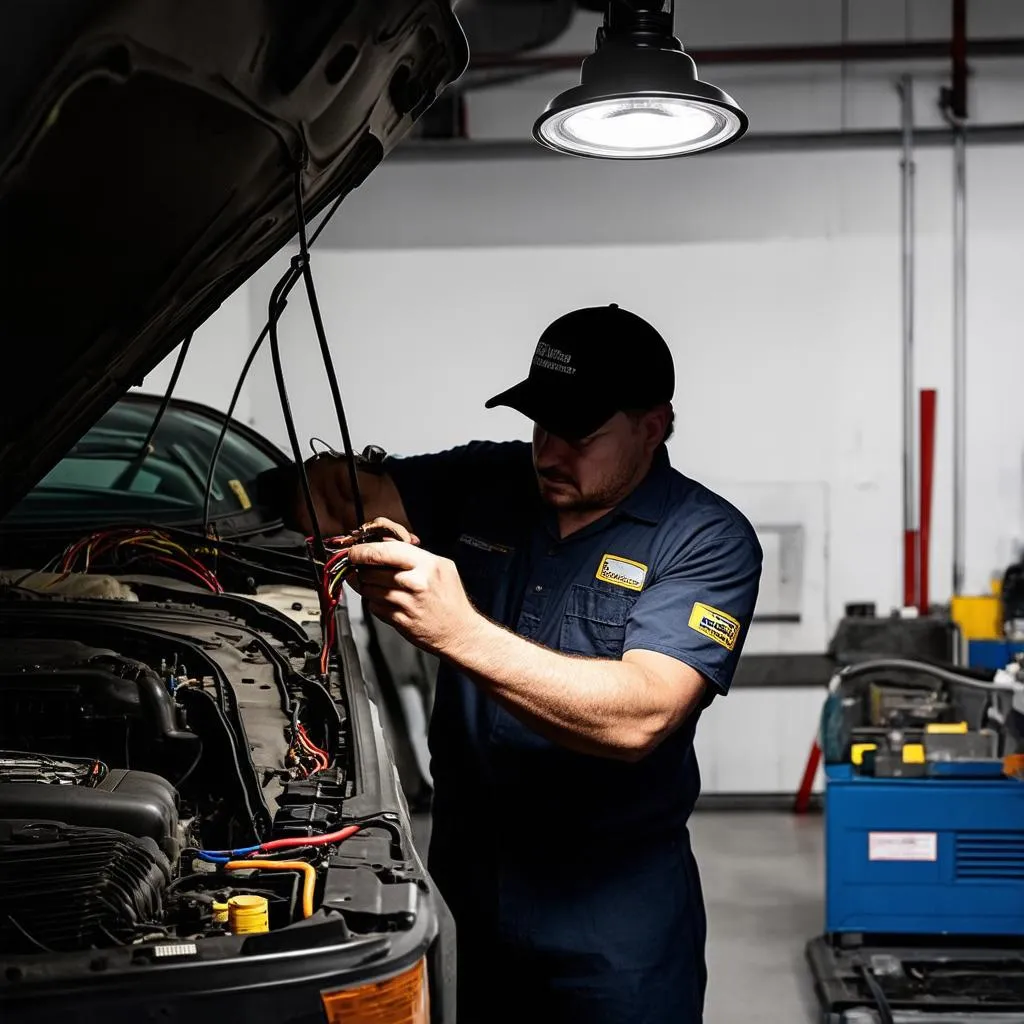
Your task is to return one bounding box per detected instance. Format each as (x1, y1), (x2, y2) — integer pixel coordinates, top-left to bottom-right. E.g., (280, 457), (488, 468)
(228, 894), (269, 935)
(212, 901), (229, 925)
(902, 743), (926, 764)
(926, 721), (969, 734)
(851, 743), (877, 766)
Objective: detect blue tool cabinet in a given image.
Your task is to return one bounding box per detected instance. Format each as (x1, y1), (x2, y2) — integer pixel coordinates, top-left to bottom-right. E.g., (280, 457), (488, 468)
(826, 763), (1024, 936)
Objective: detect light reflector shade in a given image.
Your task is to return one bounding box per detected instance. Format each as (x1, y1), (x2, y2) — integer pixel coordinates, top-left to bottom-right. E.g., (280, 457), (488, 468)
(536, 94), (743, 159)
(533, 31), (748, 160)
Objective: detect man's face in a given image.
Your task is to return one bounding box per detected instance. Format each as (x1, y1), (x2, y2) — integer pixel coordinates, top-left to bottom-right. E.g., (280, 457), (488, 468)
(532, 410), (664, 512)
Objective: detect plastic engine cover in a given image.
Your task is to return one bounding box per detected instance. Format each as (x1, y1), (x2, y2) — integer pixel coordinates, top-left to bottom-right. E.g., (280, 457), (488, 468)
(0, 769), (179, 860)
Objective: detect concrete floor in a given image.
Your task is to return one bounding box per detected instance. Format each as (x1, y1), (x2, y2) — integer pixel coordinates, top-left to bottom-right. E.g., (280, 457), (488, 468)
(694, 812), (823, 1024)
(413, 810), (825, 1023)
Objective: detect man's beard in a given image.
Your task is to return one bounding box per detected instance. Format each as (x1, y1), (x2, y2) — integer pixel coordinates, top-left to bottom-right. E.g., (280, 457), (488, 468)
(536, 459), (641, 513)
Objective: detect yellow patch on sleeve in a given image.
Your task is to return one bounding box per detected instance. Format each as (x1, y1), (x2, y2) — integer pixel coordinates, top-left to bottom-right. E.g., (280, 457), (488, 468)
(595, 554), (648, 592)
(688, 602), (741, 651)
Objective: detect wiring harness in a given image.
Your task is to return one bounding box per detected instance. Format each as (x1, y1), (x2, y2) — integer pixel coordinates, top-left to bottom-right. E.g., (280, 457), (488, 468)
(285, 700), (334, 778)
(47, 527), (223, 593)
(316, 535), (355, 675)
(312, 523), (399, 674)
(190, 825), (364, 920)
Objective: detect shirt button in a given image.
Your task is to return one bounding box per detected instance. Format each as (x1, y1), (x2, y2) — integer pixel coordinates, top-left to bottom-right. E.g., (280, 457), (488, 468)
(534, 584), (544, 593)
(547, 547), (557, 556)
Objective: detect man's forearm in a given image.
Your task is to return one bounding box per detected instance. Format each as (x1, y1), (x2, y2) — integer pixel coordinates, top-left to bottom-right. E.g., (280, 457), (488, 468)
(445, 613), (675, 761)
(348, 537), (707, 760)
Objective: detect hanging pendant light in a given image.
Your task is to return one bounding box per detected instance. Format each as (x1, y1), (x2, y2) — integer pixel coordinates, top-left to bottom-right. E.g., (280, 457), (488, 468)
(534, 0), (748, 160)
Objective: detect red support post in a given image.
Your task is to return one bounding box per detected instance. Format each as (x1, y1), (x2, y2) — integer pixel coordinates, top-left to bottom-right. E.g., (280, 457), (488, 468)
(794, 741), (822, 814)
(919, 389), (937, 613)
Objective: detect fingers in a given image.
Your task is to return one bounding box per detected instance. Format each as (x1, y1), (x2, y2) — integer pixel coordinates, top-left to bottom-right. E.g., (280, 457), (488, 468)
(360, 584), (412, 626)
(359, 580), (409, 606)
(347, 541), (421, 571)
(359, 517), (419, 546)
(353, 566), (403, 591)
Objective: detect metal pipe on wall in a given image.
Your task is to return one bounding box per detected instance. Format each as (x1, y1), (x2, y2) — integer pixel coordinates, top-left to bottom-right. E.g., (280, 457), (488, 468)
(952, 125), (967, 596)
(396, 122), (1024, 161)
(899, 75), (918, 609)
(948, 0), (969, 597)
(465, 36), (1024, 77)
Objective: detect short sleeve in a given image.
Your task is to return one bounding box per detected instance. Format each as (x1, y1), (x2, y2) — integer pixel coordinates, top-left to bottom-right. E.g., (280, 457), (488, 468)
(386, 441), (532, 553)
(623, 532), (762, 695)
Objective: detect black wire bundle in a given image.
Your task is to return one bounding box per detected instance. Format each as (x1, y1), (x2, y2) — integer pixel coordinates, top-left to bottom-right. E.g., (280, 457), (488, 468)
(200, 181), (355, 534)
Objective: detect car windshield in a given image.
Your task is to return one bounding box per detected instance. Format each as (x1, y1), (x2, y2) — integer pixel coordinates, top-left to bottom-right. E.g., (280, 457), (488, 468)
(4, 396), (282, 528)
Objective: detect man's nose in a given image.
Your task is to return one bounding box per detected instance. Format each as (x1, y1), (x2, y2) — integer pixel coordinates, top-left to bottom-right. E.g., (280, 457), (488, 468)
(535, 427), (570, 460)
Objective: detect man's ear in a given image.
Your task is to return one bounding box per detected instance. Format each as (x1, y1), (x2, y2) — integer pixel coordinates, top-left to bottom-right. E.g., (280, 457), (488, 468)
(643, 404), (672, 451)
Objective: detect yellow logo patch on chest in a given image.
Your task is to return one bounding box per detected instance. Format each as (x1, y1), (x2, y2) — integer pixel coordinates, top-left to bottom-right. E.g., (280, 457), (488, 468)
(688, 603), (741, 650)
(595, 554), (648, 592)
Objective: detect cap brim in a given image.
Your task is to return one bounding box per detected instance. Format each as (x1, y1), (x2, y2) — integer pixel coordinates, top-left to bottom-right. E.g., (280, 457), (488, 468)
(485, 379), (615, 440)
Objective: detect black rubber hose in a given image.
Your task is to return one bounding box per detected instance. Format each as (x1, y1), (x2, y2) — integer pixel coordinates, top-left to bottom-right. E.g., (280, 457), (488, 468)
(856, 962), (895, 1024)
(88, 657), (195, 745)
(293, 170), (365, 528)
(267, 267), (326, 566)
(200, 186), (348, 535)
(834, 658), (1008, 692)
(201, 316), (280, 532)
(116, 331), (194, 490)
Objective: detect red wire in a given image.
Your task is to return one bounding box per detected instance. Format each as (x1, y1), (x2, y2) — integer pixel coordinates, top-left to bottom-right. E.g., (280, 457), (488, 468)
(58, 529), (223, 593)
(324, 548), (351, 573)
(311, 540), (351, 675)
(251, 824), (361, 855)
(297, 724), (330, 769)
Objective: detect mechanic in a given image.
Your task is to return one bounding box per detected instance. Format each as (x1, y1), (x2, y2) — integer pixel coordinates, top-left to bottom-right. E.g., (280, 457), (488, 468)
(289, 304), (762, 1024)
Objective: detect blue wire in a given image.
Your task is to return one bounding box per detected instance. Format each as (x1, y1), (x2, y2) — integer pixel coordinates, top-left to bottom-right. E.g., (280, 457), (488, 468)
(196, 851), (230, 864)
(196, 844), (261, 861)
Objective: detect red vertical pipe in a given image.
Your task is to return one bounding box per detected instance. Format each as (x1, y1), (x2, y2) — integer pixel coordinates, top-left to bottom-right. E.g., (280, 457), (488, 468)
(919, 389), (937, 613)
(794, 741), (822, 814)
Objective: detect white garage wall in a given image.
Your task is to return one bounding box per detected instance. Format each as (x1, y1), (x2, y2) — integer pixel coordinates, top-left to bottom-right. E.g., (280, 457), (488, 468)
(242, 143), (1024, 649)
(130, 2), (1024, 795)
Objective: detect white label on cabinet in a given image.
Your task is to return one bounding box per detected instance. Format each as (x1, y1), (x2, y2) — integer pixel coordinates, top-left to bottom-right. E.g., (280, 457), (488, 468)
(868, 831), (938, 862)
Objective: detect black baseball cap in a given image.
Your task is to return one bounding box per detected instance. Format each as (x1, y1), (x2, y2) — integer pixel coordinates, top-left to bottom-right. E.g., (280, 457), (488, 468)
(485, 304), (675, 440)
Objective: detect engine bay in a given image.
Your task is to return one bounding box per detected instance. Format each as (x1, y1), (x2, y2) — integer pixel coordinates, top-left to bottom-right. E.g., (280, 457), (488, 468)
(0, 526), (419, 964)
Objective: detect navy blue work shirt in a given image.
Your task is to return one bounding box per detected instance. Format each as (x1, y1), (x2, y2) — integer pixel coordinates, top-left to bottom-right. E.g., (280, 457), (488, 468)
(388, 441), (762, 842)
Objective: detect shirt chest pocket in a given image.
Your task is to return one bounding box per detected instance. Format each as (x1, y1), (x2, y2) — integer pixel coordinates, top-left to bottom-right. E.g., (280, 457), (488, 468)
(455, 543), (514, 613)
(559, 584), (636, 659)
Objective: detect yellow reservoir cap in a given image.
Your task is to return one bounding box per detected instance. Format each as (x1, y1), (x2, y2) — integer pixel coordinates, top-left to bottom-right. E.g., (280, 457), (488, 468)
(926, 721), (969, 734)
(228, 894), (269, 935)
(322, 958), (428, 1024)
(902, 743), (926, 764)
(851, 743), (877, 766)
(212, 901), (229, 925)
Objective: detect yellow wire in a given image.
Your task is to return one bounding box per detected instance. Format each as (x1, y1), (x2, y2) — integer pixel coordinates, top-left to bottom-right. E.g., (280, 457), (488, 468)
(225, 860), (315, 919)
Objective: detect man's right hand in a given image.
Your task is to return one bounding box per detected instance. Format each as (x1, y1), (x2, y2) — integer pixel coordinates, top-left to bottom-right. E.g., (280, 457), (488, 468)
(289, 453), (412, 540)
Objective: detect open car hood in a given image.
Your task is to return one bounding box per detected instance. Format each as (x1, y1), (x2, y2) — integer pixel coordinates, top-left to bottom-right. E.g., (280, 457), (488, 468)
(0, 0), (467, 516)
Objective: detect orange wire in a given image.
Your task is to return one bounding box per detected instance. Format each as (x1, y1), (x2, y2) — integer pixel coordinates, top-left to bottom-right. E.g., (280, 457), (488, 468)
(224, 860), (316, 919)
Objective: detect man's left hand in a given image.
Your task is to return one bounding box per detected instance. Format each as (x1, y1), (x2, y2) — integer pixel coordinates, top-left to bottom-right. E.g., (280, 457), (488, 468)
(347, 541), (478, 656)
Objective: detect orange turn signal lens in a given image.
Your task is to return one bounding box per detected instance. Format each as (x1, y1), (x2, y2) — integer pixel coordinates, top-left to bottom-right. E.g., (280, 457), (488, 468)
(321, 958), (428, 1024)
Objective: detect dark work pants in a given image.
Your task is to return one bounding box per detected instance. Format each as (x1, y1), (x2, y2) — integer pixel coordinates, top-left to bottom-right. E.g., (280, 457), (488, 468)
(429, 824), (707, 1024)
